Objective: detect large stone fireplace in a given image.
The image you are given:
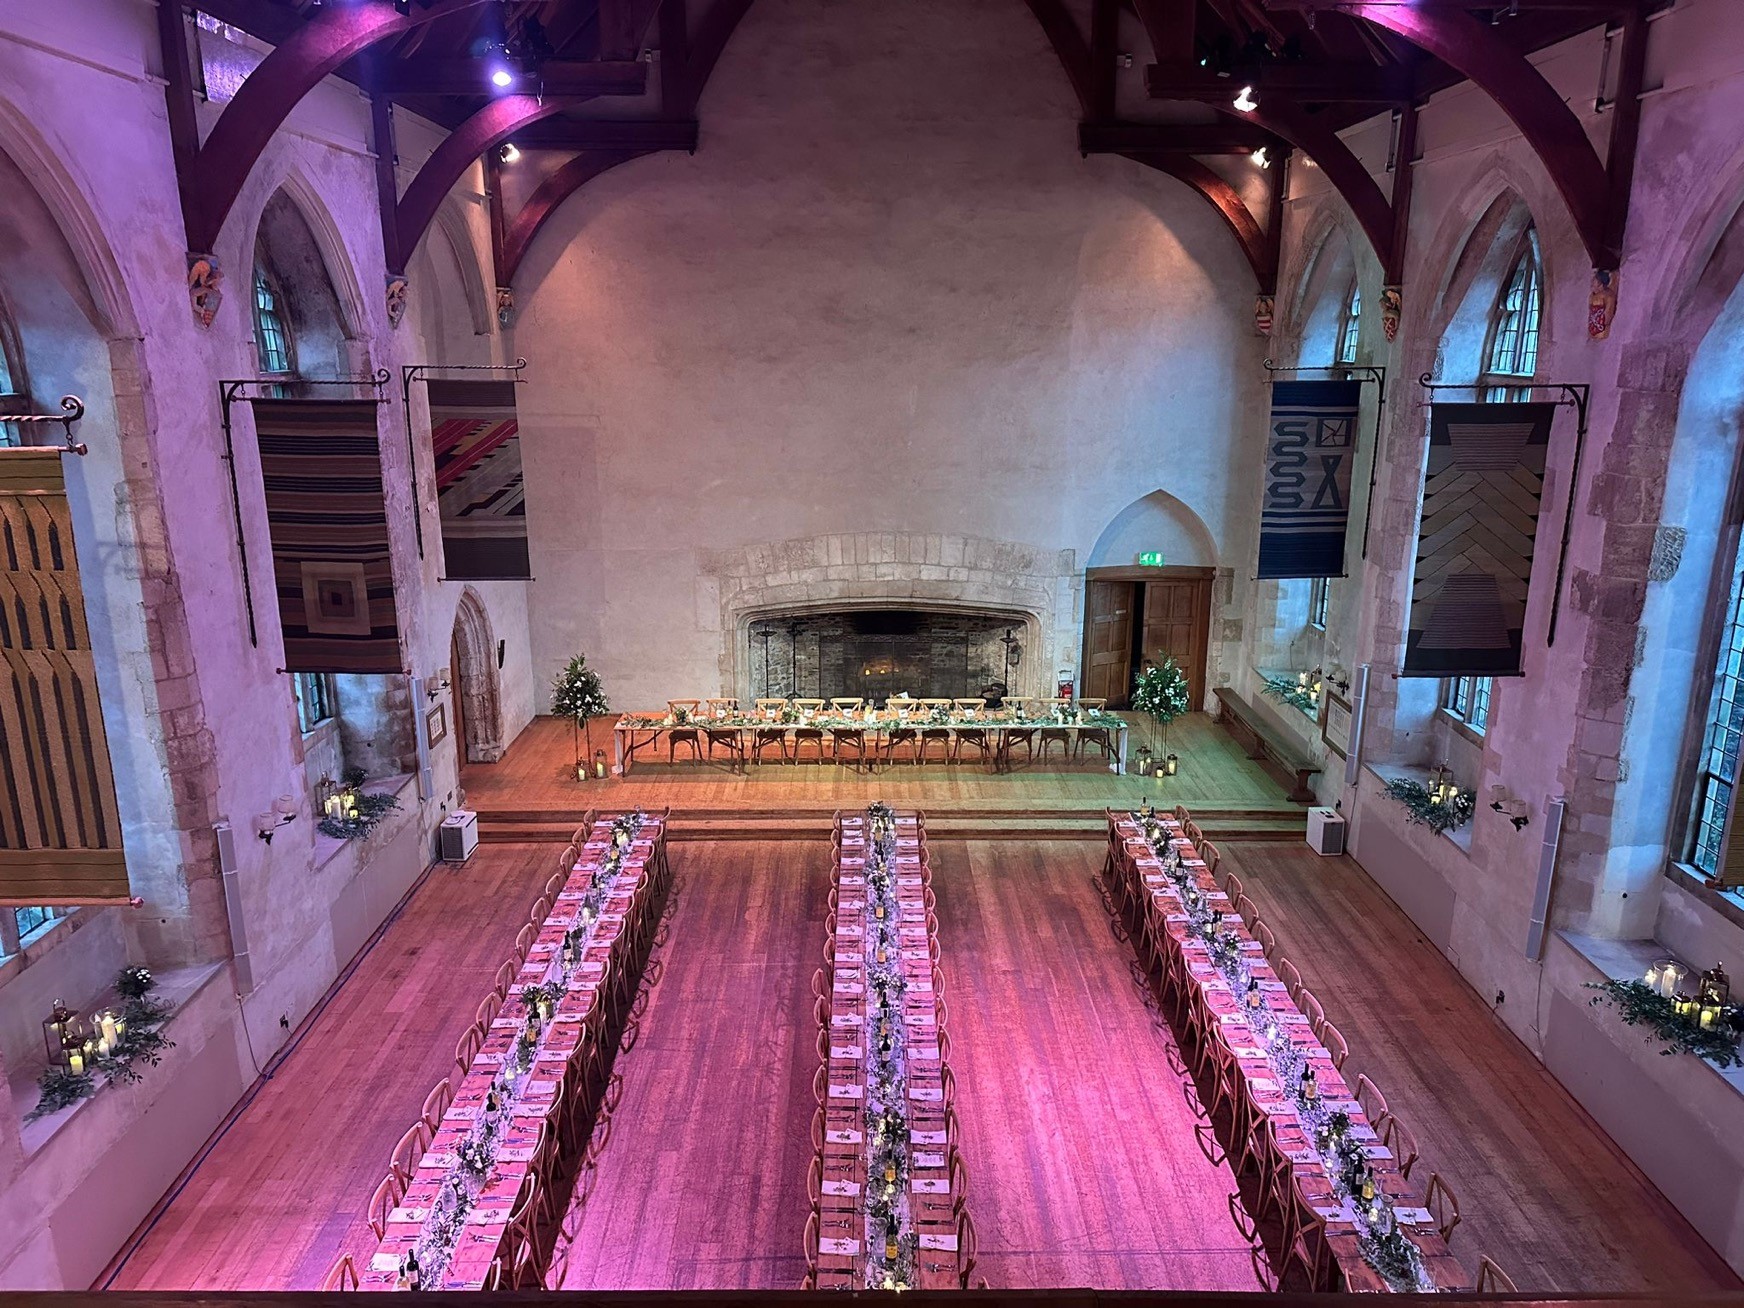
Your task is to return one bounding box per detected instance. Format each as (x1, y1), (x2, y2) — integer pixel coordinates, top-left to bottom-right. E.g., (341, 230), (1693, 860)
(700, 530), (1080, 705)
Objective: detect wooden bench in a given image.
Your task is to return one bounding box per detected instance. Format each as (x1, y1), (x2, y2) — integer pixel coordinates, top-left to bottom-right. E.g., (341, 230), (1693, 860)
(1211, 686), (1320, 803)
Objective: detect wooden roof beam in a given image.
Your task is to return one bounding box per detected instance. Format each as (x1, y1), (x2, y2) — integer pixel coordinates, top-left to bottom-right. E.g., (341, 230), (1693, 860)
(1145, 60), (1414, 102)
(379, 57), (648, 97)
(1079, 120), (1275, 154)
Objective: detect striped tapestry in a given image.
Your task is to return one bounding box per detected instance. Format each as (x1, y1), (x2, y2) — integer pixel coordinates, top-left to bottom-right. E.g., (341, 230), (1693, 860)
(252, 399), (403, 674)
(428, 379), (530, 580)
(0, 447), (129, 904)
(1403, 402), (1556, 677)
(1257, 380), (1362, 579)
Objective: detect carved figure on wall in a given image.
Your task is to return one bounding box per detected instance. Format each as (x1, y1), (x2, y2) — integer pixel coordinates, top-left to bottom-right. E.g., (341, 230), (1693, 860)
(1588, 268), (1618, 341)
(385, 275), (409, 329)
(1253, 294), (1275, 336)
(1379, 285), (1402, 342)
(496, 286), (514, 327)
(187, 254), (223, 328)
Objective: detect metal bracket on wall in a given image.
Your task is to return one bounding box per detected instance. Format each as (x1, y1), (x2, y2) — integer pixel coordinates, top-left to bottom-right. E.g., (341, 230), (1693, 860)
(1260, 361), (1388, 560)
(0, 395), (89, 455)
(217, 370), (392, 649)
(1416, 375), (1591, 648)
(399, 358), (528, 560)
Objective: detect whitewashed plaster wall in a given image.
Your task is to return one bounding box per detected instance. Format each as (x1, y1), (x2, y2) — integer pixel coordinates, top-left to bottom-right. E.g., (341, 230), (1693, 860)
(0, 0), (533, 1285)
(509, 0), (1268, 710)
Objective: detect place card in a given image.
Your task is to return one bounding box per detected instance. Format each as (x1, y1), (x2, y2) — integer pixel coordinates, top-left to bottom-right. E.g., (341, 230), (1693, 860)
(830, 1045), (862, 1059)
(423, 1151), (459, 1169)
(909, 1086), (943, 1103)
(826, 1129), (863, 1145)
(820, 1238), (860, 1256)
(1394, 1206), (1434, 1226)
(911, 1178), (949, 1193)
(833, 982), (864, 996)
(918, 1233), (959, 1252)
(823, 1180), (861, 1197)
(371, 1252), (404, 1273)
(904, 1012), (935, 1027)
(900, 949), (928, 961)
(828, 1083), (864, 1100)
(914, 1151), (947, 1168)
(1361, 1144), (1394, 1161)
(832, 1014), (863, 1027)
(388, 1207), (428, 1224)
(1314, 1203), (1357, 1223)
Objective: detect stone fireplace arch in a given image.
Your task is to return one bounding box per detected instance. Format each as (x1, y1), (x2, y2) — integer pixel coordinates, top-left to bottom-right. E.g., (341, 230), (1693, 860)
(703, 531), (1079, 702)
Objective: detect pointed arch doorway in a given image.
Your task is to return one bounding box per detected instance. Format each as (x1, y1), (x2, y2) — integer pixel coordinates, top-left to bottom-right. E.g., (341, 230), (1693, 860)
(451, 589), (505, 764)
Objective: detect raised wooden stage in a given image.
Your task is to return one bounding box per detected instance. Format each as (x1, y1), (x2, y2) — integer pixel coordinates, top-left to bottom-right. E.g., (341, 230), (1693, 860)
(462, 712), (1309, 844)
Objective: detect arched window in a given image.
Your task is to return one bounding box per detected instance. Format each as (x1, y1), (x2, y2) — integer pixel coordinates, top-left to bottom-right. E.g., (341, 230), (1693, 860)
(1336, 282), (1361, 366)
(1482, 231), (1542, 402)
(252, 265), (294, 379)
(0, 291), (25, 446)
(1689, 542), (1744, 880)
(1308, 576), (1330, 629)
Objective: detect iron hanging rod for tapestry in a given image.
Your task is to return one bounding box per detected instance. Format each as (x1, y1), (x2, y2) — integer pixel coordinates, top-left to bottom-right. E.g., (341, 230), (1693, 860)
(1416, 374), (1592, 649)
(0, 395), (88, 455)
(399, 359), (529, 560)
(217, 371), (394, 649)
(1262, 360), (1391, 562)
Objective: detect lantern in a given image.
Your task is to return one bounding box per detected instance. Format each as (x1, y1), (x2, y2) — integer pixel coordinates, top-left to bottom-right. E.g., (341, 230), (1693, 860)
(1165, 754), (1179, 776)
(1134, 746), (1154, 776)
(1699, 963), (1731, 1008)
(594, 749), (608, 780)
(1644, 958), (1686, 1000)
(43, 998), (84, 1066)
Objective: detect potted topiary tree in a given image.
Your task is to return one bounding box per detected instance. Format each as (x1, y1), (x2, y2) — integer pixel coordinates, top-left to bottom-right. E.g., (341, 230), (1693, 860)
(551, 655), (611, 781)
(1131, 655), (1191, 775)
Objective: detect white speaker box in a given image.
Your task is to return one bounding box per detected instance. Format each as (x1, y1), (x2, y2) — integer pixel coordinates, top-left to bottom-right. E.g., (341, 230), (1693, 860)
(1306, 807), (1346, 857)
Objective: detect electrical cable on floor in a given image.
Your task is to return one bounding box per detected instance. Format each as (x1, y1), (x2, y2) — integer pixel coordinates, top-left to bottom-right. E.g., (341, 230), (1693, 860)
(96, 854), (446, 1290)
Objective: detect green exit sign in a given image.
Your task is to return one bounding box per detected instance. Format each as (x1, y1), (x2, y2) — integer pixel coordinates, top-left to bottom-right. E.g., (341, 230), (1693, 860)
(1138, 551), (1165, 567)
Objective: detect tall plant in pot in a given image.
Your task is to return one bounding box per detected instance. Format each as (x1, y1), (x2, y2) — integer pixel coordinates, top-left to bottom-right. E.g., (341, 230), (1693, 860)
(551, 655), (610, 780)
(1131, 656), (1191, 773)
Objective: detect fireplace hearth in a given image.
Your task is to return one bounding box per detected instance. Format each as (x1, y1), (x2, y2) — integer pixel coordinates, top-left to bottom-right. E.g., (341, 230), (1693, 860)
(748, 609), (1025, 706)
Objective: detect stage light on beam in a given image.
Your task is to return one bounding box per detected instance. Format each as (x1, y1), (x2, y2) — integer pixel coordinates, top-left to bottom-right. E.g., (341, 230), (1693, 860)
(490, 67), (514, 89)
(500, 143), (521, 163)
(1233, 85), (1258, 113)
(1251, 147), (1270, 168)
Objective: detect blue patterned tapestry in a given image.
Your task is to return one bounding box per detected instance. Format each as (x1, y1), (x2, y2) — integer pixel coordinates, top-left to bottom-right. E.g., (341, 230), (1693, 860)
(1257, 379), (1362, 579)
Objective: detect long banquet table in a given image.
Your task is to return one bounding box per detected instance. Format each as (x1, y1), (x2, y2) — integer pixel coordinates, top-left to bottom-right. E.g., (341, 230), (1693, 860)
(815, 809), (962, 1291)
(360, 811), (669, 1291)
(1109, 810), (1470, 1294)
(613, 708), (1127, 775)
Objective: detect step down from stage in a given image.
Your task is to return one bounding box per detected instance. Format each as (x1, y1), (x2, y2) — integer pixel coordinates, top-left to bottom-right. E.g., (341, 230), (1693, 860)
(473, 805), (1306, 845)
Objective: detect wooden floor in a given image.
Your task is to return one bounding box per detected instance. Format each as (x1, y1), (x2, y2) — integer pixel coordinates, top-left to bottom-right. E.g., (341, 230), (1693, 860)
(462, 712), (1303, 819)
(1212, 842), (1739, 1294)
(553, 844), (822, 1290)
(106, 848), (552, 1290)
(103, 831), (1740, 1294)
(931, 841), (1253, 1290)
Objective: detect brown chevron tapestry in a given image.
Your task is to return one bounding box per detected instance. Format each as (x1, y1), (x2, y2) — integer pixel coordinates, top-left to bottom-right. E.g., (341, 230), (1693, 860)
(428, 379), (530, 580)
(0, 447), (129, 904)
(1403, 402), (1556, 677)
(252, 399), (403, 674)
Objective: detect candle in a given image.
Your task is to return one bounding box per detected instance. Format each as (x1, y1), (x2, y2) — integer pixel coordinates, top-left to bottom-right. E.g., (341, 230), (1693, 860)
(114, 1013), (126, 1039)
(100, 1011), (119, 1048)
(68, 1049), (84, 1075)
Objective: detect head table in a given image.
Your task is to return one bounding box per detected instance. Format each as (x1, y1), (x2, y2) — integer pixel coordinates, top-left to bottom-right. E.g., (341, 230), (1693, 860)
(612, 704), (1128, 776)
(1110, 809), (1470, 1294)
(814, 807), (968, 1291)
(361, 811), (669, 1291)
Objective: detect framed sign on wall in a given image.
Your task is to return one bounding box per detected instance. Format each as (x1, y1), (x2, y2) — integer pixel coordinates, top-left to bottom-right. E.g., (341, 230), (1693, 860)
(1321, 689), (1352, 759)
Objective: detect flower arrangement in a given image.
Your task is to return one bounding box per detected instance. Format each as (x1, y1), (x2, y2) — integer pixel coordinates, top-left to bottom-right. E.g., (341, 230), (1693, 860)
(1586, 979), (1744, 1068)
(1132, 656), (1191, 757)
(1261, 672), (1318, 715)
(27, 966), (178, 1122)
(1383, 777), (1476, 835)
(551, 654), (611, 777)
(778, 702), (802, 724)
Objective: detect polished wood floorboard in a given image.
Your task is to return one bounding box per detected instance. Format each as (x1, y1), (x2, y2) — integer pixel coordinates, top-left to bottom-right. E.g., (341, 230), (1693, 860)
(930, 841), (1254, 1291)
(463, 713), (1300, 817)
(554, 843), (823, 1290)
(107, 847), (552, 1291)
(1216, 842), (1739, 1294)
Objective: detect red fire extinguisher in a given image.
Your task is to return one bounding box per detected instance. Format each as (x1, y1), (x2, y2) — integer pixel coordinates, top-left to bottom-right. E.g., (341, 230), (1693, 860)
(1056, 671), (1075, 700)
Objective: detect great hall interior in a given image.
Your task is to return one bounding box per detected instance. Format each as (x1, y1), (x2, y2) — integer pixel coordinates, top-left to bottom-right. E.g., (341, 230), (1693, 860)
(4, 1), (1744, 1305)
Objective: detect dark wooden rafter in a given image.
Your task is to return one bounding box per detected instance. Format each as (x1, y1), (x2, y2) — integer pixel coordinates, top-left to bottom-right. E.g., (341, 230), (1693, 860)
(393, 95), (566, 274)
(1143, 61), (1414, 102)
(499, 150), (655, 282)
(1232, 101), (1394, 267)
(156, 2), (203, 248)
(379, 58), (648, 96)
(1127, 153), (1273, 288)
(1023, 0), (1096, 115)
(369, 91), (403, 275)
(1079, 120), (1274, 154)
(171, 0), (496, 255)
(1340, 2), (1615, 265)
(1090, 0), (1120, 122)
(598, 0), (666, 60)
(1600, 3), (1648, 266)
(683, 0), (757, 115)
(1384, 101), (1417, 285)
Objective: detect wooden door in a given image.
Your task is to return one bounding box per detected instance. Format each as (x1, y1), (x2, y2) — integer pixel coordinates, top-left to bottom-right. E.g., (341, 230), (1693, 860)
(1084, 581), (1135, 705)
(1141, 577), (1212, 705)
(450, 629), (468, 769)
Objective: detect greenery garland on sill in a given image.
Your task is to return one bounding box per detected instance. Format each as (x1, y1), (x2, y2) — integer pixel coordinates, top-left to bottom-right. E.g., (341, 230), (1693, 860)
(1586, 979), (1744, 1069)
(1383, 776), (1476, 835)
(1260, 673), (1318, 716)
(318, 789), (401, 840)
(27, 967), (177, 1122)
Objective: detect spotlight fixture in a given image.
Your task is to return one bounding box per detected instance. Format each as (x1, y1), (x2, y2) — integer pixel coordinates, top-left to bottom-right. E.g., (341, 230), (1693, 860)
(1233, 85), (1258, 112)
(1251, 147), (1270, 169)
(490, 67), (514, 88)
(499, 143), (521, 163)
